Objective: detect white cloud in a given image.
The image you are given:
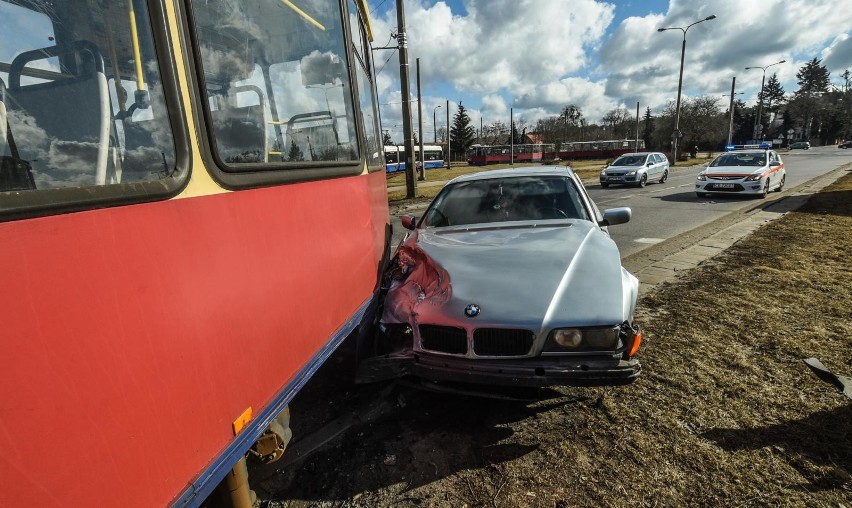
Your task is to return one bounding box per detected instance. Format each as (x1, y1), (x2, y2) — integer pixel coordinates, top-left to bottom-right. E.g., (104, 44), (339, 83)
(370, 0), (852, 140)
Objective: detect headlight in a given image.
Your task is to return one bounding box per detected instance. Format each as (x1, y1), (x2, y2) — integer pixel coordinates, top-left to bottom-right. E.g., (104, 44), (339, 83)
(697, 174), (707, 181)
(600, 169), (608, 176)
(543, 326), (620, 352)
(627, 171), (637, 176)
(745, 173), (763, 181)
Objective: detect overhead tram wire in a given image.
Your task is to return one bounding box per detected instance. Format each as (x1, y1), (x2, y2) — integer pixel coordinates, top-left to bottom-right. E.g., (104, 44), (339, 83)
(369, 0), (391, 15)
(373, 33), (397, 76)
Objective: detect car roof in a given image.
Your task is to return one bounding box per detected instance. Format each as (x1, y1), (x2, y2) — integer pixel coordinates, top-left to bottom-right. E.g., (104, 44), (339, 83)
(448, 165), (577, 184)
(614, 152), (656, 156)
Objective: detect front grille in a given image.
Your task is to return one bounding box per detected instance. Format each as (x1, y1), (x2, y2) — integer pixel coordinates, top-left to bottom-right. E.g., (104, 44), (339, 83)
(708, 176), (743, 181)
(473, 328), (534, 356)
(419, 325), (467, 354)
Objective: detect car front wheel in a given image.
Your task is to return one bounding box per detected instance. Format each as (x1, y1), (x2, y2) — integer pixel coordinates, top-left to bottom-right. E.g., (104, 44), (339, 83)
(638, 173), (648, 188)
(777, 174), (785, 192)
(659, 169), (668, 184)
(760, 180), (770, 199)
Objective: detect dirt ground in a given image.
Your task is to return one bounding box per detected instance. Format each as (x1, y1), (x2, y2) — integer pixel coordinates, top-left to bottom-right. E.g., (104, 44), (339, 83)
(252, 171), (852, 507)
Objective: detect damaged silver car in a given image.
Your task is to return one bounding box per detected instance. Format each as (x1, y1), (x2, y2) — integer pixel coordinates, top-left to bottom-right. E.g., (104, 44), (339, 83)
(361, 166), (642, 388)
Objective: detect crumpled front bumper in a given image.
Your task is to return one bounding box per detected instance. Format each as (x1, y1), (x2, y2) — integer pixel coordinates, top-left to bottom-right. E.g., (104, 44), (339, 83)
(357, 350), (641, 387)
(413, 353), (641, 387)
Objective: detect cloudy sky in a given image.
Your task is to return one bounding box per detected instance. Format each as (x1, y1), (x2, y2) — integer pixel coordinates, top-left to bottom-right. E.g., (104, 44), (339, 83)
(367, 0), (852, 142)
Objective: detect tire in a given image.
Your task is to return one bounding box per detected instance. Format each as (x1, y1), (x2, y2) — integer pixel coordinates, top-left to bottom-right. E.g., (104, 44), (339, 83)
(696, 192), (707, 198)
(600, 182), (610, 188)
(659, 169), (668, 184)
(776, 174), (785, 192)
(760, 180), (769, 199)
(638, 173), (648, 188)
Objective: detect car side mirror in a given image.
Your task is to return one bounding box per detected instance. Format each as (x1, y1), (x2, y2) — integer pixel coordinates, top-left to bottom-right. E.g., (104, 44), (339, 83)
(647, 162), (653, 167)
(600, 207), (631, 227)
(770, 161), (780, 167)
(400, 215), (416, 230)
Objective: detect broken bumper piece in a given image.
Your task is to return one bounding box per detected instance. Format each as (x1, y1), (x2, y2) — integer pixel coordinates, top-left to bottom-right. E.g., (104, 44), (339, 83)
(356, 351), (640, 387)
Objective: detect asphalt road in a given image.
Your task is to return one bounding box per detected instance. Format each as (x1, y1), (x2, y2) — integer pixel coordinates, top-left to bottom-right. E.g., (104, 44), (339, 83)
(388, 146), (852, 256)
(595, 146), (852, 256)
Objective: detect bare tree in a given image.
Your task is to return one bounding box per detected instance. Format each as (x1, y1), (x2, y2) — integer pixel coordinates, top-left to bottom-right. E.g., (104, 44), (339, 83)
(601, 108), (632, 139)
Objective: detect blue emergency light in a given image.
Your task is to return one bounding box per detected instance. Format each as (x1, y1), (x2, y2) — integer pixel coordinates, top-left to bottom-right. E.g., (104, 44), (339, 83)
(725, 144), (736, 151)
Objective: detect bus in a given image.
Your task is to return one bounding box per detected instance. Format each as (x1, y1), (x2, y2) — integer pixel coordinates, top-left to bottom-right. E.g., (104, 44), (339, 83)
(554, 139), (645, 160)
(384, 144), (444, 173)
(0, 1), (388, 507)
(466, 144), (555, 165)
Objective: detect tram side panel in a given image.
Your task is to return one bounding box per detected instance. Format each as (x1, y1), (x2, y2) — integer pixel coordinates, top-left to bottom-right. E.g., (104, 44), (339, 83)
(0, 0), (389, 505)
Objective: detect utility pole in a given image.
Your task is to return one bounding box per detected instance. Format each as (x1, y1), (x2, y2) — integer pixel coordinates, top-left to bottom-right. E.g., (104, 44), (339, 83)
(510, 107), (514, 165)
(634, 101), (640, 152)
(727, 76), (736, 146)
(446, 99), (451, 170)
(396, 0), (415, 197)
(416, 58), (425, 181)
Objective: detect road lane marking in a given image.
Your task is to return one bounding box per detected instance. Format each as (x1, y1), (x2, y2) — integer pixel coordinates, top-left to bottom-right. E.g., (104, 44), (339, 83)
(635, 238), (665, 244)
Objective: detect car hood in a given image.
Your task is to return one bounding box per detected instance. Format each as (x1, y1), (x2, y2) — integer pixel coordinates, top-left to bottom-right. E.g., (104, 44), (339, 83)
(702, 165), (767, 177)
(382, 221), (636, 334)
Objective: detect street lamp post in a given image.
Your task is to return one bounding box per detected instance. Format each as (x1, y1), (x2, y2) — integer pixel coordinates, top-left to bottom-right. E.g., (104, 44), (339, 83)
(433, 105), (442, 143)
(745, 59), (785, 142)
(657, 14), (716, 164)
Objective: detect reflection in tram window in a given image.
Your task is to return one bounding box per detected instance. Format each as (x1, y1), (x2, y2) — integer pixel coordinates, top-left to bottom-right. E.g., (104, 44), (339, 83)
(0, 0), (178, 193)
(191, 0), (360, 168)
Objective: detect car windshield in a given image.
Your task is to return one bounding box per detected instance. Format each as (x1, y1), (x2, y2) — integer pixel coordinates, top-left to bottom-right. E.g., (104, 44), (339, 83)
(422, 175), (589, 227)
(710, 153), (766, 167)
(611, 155), (647, 166)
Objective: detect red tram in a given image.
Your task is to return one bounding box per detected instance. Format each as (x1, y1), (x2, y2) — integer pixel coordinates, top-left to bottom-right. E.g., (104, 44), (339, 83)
(555, 139), (644, 160)
(0, 0), (387, 506)
(466, 144), (554, 165)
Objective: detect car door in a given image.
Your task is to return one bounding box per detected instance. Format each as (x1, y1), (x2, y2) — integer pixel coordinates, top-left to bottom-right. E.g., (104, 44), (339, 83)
(650, 154), (662, 177)
(770, 151), (783, 189)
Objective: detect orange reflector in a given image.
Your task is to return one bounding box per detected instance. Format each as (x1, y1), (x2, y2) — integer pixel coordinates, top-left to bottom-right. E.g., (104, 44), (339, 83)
(628, 331), (643, 357)
(232, 407), (253, 435)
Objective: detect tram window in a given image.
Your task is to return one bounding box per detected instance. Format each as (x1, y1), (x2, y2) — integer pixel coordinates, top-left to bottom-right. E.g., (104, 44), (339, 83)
(192, 0), (360, 170)
(0, 0), (182, 217)
(349, 0), (382, 172)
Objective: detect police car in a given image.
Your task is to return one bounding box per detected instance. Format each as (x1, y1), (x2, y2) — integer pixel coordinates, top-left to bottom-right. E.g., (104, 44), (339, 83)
(695, 143), (786, 198)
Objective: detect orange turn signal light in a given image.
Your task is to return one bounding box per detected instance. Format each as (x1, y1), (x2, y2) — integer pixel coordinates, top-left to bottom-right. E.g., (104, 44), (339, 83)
(628, 331), (643, 357)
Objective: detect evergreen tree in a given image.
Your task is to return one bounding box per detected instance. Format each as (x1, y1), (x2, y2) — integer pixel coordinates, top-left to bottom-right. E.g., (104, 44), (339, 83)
(508, 121), (525, 144)
(642, 107), (655, 150)
(760, 73), (786, 116)
(382, 130), (393, 146)
(449, 101), (476, 159)
(789, 58), (831, 140)
(286, 140), (304, 162)
(795, 58), (830, 97)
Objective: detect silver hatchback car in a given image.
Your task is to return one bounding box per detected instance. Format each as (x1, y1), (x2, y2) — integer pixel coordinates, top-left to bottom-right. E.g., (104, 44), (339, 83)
(600, 152), (669, 188)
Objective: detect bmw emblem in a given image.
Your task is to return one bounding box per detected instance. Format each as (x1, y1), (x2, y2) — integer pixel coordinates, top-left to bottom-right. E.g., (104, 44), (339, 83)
(464, 304), (481, 318)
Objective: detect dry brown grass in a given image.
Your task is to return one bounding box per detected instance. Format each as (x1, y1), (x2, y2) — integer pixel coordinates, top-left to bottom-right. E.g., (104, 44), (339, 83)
(263, 171), (851, 507)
